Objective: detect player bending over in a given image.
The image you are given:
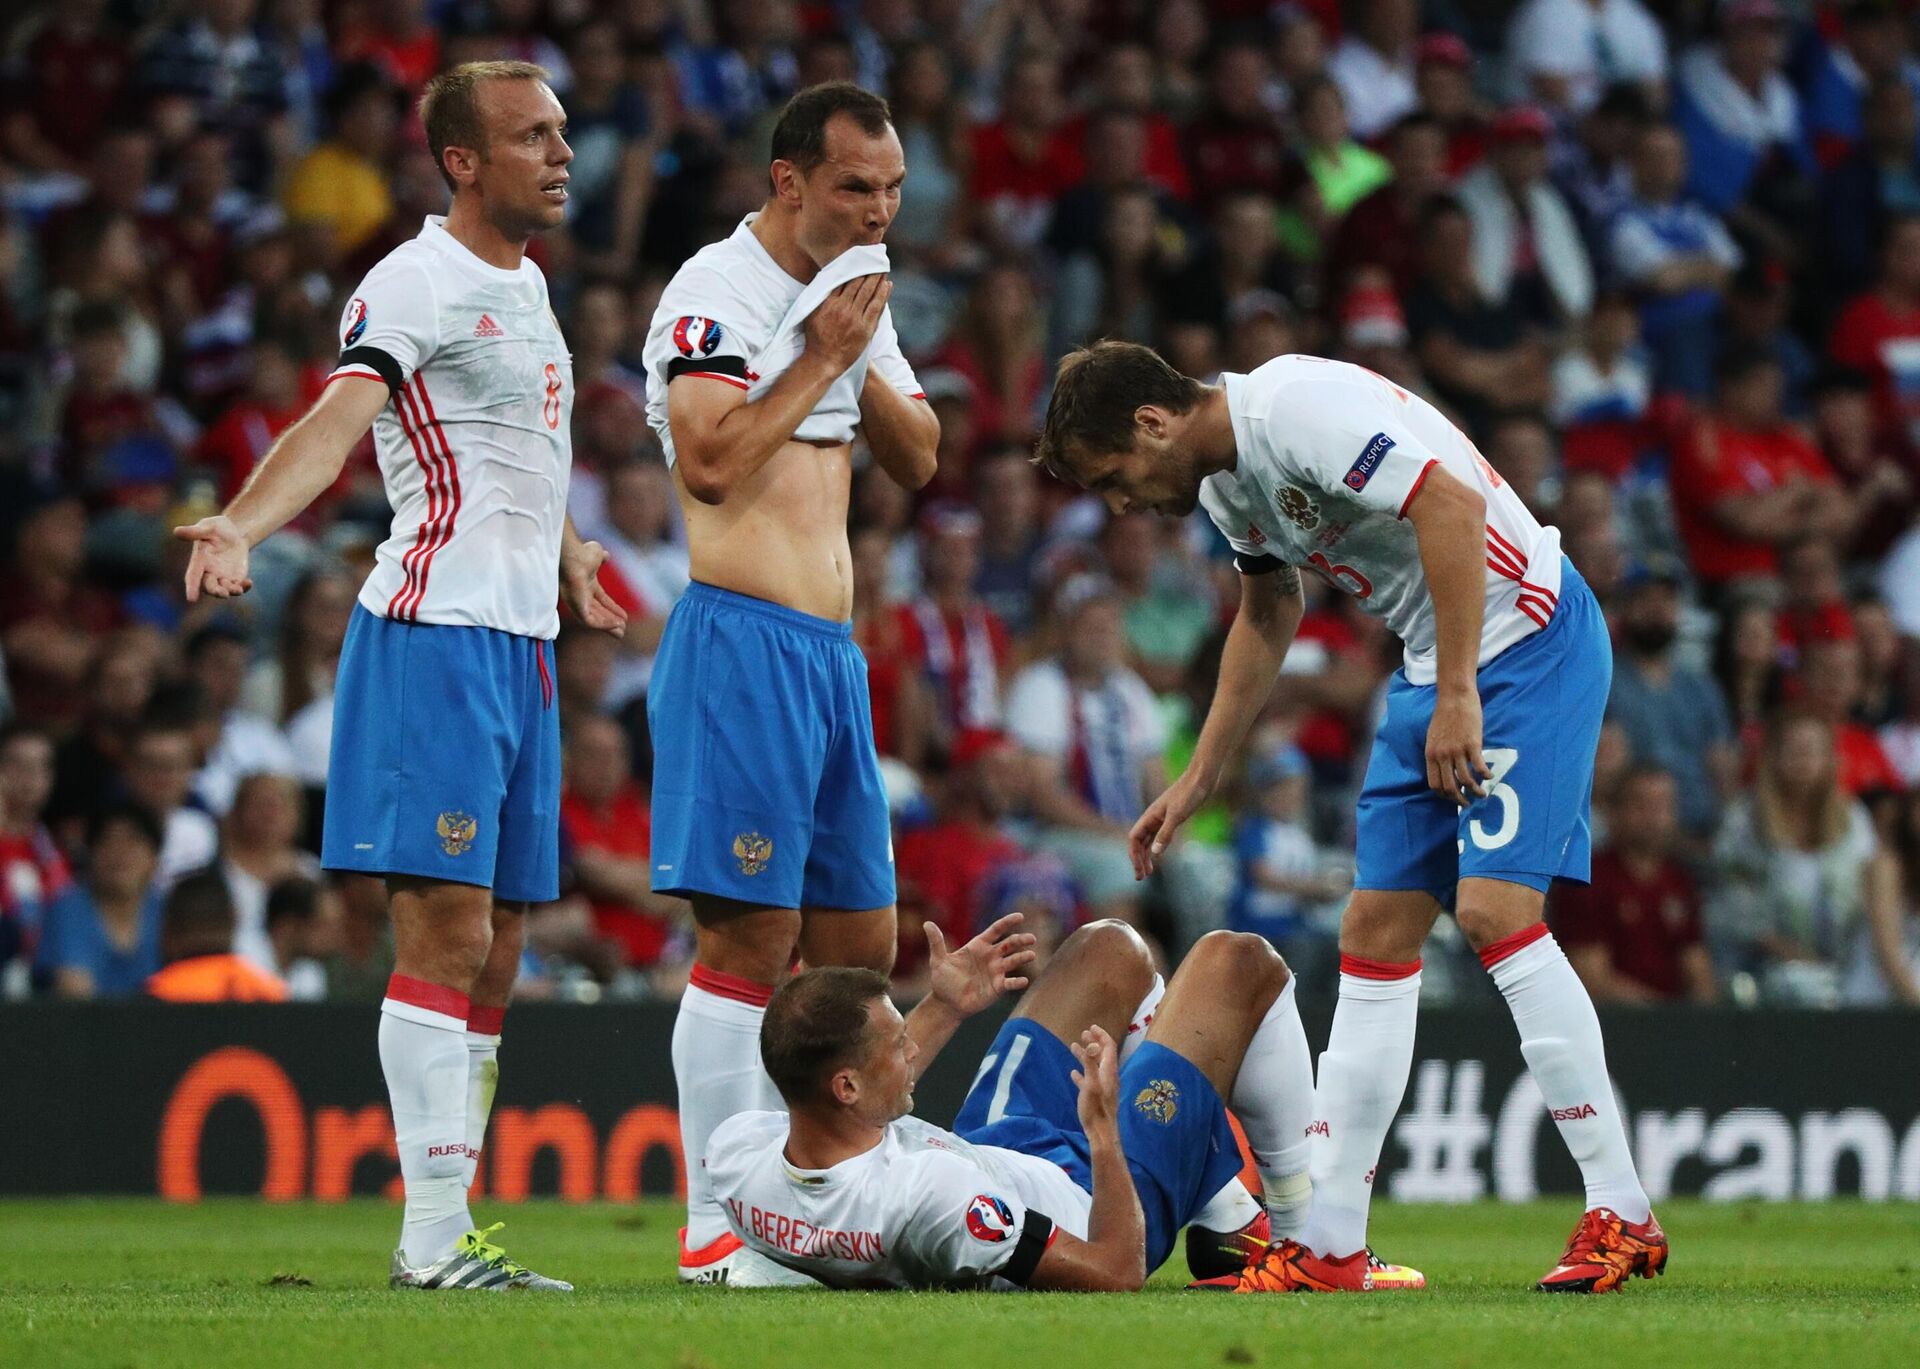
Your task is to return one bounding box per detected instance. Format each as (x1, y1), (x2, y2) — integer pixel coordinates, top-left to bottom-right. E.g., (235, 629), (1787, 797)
(709, 915), (1423, 1292)
(174, 63), (626, 1291)
(641, 82), (939, 1285)
(1032, 344), (1667, 1294)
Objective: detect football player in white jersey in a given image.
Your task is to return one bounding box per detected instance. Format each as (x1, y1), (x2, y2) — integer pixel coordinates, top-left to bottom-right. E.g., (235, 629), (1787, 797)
(173, 62), (627, 1292)
(638, 83), (941, 1284)
(710, 916), (1361, 1293)
(1033, 343), (1668, 1294)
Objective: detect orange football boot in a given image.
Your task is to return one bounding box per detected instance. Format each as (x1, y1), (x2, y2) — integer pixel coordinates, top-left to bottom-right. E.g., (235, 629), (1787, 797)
(1537, 1208), (1669, 1293)
(1189, 1240), (1427, 1293)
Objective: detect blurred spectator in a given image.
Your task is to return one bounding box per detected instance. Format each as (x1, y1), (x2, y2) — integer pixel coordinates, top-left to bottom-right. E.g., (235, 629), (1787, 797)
(1553, 767), (1717, 1003)
(971, 449), (1046, 636)
(1412, 33), (1488, 177)
(1827, 214), (1920, 450)
(1554, 84), (1653, 250)
(197, 333), (318, 505)
(1818, 77), (1920, 306)
(1228, 744), (1346, 981)
(1606, 560), (1738, 844)
(1204, 191), (1308, 335)
(1845, 789), (1920, 1004)
(1404, 196), (1553, 434)
(894, 732), (1025, 980)
(1049, 185), (1189, 364)
(282, 63), (400, 267)
(1457, 106), (1594, 322)
(1712, 594), (1786, 740)
(1803, 0), (1920, 171)
(0, 490), (124, 730)
(1482, 412), (1557, 517)
(146, 868), (288, 1002)
(594, 459), (688, 710)
(932, 263), (1046, 448)
(241, 564), (352, 725)
(186, 623), (295, 818)
(1100, 512), (1213, 696)
(559, 712), (683, 970)
(1076, 42), (1193, 201)
(264, 874), (332, 1000)
(1609, 122), (1741, 399)
(1327, 112), (1451, 300)
(35, 803), (165, 999)
(886, 43), (968, 265)
(145, 127), (252, 322)
(968, 51), (1080, 253)
(1812, 364), (1920, 562)
(0, 723), (70, 997)
(1707, 711), (1899, 1006)
(1505, 0), (1667, 117)
(58, 299), (169, 497)
(1557, 469), (1626, 604)
(1552, 292), (1653, 479)
(138, 0), (294, 193)
(1046, 107), (1186, 264)
(1668, 346), (1845, 591)
(0, 0), (132, 177)
(1186, 45), (1287, 208)
(220, 770), (316, 974)
(337, 0), (442, 96)
(852, 523), (933, 769)
(1723, 259), (1815, 417)
(44, 631), (158, 840)
(1672, 0), (1812, 222)
(1006, 575), (1167, 926)
(899, 503), (1008, 757)
(1274, 76), (1391, 262)
(1796, 635), (1903, 797)
(124, 715), (221, 888)
(558, 20), (655, 275)
(1327, 0), (1418, 141)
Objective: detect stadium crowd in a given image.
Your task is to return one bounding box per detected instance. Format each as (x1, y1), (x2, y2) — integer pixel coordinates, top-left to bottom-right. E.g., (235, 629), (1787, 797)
(2, 0), (1919, 1012)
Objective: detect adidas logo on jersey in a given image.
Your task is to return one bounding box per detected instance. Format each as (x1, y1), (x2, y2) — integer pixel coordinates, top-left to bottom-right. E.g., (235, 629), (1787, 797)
(474, 314), (504, 338)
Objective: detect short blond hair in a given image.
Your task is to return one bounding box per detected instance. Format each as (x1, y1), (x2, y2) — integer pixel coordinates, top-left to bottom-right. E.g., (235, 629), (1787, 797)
(419, 60), (551, 190)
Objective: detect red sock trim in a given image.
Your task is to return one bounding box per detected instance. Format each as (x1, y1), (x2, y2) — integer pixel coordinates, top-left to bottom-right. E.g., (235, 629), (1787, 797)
(1478, 921), (1552, 969)
(385, 974), (470, 1018)
(467, 1004), (506, 1036)
(690, 963), (776, 1008)
(1340, 953), (1422, 981)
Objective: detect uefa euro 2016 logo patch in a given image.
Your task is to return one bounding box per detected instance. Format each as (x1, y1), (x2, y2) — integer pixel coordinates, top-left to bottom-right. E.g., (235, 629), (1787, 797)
(1345, 431), (1395, 491)
(1134, 1079), (1179, 1125)
(965, 1193), (1015, 1244)
(732, 831), (772, 876)
(672, 316), (724, 358)
(344, 298), (368, 347)
(436, 811), (477, 856)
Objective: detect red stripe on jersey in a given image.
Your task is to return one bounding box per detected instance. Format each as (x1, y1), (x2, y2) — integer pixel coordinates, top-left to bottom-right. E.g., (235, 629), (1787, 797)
(1486, 525), (1528, 569)
(683, 371), (750, 390)
(1515, 596), (1552, 629)
(1520, 580), (1559, 607)
(1478, 920), (1552, 969)
(326, 368), (386, 388)
(1485, 555), (1523, 582)
(385, 973), (470, 1019)
(392, 381), (453, 622)
(388, 380), (444, 621)
(1340, 953), (1423, 981)
(535, 642), (553, 710)
(909, 391), (927, 401)
(404, 377), (464, 621)
(1397, 458), (1439, 519)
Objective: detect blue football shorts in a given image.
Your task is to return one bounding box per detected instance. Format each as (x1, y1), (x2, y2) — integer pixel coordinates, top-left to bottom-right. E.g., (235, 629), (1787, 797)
(954, 1018), (1246, 1274)
(322, 605), (560, 903)
(1354, 556), (1612, 905)
(646, 582), (894, 911)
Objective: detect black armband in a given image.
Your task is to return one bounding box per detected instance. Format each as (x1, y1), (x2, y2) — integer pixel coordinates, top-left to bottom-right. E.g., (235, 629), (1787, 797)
(1002, 1209), (1056, 1286)
(1233, 552), (1285, 575)
(666, 354), (749, 382)
(337, 346), (404, 397)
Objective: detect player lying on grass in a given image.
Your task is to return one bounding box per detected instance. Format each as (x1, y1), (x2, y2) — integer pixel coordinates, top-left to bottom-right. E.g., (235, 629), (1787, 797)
(706, 916), (1425, 1291)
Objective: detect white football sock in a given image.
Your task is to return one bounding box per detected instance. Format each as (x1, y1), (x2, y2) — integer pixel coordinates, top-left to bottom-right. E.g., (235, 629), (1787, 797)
(1297, 956), (1422, 1260)
(381, 975), (475, 1266)
(1191, 1178), (1263, 1234)
(675, 964), (782, 1249)
(1228, 976), (1316, 1238)
(462, 1005), (505, 1193)
(1483, 924), (1651, 1223)
(1118, 973), (1165, 1066)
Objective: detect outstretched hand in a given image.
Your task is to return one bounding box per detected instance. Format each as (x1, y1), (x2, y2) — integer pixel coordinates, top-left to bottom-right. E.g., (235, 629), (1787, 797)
(1069, 1025), (1120, 1135)
(174, 515), (252, 602)
(560, 538), (628, 638)
(926, 912), (1038, 1018)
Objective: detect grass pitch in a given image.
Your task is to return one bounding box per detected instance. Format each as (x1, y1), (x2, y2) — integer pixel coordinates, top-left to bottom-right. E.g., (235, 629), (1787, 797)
(1, 1199), (1915, 1368)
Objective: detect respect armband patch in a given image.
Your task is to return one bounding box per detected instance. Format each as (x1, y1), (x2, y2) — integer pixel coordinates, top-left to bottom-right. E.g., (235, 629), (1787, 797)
(1344, 432), (1396, 491)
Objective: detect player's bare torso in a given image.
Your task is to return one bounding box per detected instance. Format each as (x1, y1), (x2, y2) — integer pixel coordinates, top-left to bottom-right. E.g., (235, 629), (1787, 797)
(674, 436), (857, 621)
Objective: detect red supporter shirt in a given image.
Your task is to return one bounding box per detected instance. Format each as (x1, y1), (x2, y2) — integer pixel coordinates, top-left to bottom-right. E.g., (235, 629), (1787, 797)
(894, 821), (1023, 948)
(1326, 186), (1422, 297)
(0, 827), (74, 953)
(1828, 290), (1920, 446)
(856, 611), (913, 758)
(1835, 723), (1903, 795)
(1185, 117), (1289, 206)
(968, 123), (1084, 245)
(895, 601), (1010, 740)
(1551, 850), (1703, 1000)
(559, 785), (671, 967)
(1669, 419), (1835, 583)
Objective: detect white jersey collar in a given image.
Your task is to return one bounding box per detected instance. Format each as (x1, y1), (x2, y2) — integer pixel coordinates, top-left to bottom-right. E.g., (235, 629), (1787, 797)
(420, 215), (530, 283)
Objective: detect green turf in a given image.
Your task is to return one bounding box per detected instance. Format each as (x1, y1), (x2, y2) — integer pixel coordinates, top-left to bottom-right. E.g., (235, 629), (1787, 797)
(1, 1199), (1915, 1368)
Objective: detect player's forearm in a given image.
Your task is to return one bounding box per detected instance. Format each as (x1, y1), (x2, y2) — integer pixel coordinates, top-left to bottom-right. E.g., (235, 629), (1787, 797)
(678, 354), (841, 503)
(859, 376), (939, 491)
(1187, 575), (1303, 793)
(903, 996), (964, 1068)
(1082, 1127), (1147, 1291)
(223, 403), (358, 546)
(1409, 477), (1486, 696)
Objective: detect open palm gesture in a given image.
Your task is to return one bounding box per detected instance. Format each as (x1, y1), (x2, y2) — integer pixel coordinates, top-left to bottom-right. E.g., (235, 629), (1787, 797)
(926, 913), (1038, 1018)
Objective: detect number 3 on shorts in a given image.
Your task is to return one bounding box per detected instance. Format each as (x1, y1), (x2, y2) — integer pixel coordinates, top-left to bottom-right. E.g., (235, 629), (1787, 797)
(1466, 746), (1521, 851)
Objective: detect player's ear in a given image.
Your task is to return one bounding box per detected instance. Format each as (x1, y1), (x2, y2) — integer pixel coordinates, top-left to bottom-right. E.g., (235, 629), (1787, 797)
(443, 144), (480, 189)
(1134, 404), (1164, 443)
(770, 159), (802, 206)
(829, 1067), (859, 1107)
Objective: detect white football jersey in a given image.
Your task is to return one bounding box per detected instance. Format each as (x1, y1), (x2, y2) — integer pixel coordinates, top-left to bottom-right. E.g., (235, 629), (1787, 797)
(706, 1110), (1090, 1290)
(1199, 355), (1562, 685)
(642, 215), (923, 466)
(328, 216), (573, 640)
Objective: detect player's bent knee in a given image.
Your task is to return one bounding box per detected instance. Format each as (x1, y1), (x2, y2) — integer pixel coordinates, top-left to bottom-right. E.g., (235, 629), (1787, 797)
(1187, 929), (1290, 990)
(1054, 917), (1155, 989)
